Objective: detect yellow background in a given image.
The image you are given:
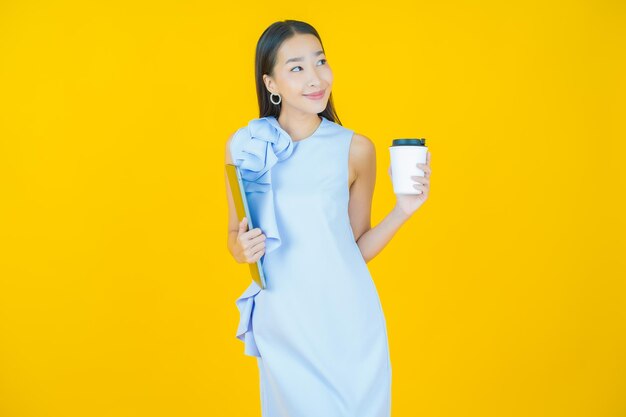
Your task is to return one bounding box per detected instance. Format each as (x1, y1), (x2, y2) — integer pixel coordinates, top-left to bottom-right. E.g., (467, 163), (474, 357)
(1, 1), (625, 416)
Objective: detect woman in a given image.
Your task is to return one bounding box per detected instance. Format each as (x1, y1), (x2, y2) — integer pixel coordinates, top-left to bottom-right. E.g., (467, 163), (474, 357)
(225, 20), (431, 417)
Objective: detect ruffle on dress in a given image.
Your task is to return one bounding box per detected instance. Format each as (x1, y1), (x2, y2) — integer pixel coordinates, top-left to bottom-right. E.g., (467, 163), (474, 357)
(230, 116), (295, 256)
(231, 116), (296, 357)
(235, 279), (263, 357)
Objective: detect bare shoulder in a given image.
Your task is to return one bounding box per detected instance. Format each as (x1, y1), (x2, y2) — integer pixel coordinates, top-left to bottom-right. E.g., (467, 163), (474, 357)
(225, 130), (238, 164)
(350, 133), (375, 158)
(348, 132), (376, 186)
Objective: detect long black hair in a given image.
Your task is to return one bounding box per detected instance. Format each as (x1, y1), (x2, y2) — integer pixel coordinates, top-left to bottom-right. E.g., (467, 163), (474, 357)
(255, 20), (342, 125)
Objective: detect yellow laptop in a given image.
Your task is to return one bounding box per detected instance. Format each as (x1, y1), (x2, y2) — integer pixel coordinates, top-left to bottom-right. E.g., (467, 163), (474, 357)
(225, 163), (267, 289)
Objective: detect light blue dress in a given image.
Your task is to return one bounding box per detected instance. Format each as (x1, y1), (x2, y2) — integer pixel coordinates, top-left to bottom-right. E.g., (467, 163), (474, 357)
(230, 114), (392, 417)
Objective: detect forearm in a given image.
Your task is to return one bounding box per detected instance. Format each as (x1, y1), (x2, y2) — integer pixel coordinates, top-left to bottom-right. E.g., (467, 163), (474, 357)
(227, 230), (245, 263)
(356, 204), (410, 263)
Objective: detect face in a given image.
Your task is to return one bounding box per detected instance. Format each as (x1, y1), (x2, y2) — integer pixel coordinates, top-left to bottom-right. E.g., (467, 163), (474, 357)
(263, 33), (333, 114)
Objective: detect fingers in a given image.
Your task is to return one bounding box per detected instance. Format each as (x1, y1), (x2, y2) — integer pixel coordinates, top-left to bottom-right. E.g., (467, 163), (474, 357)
(251, 248), (264, 262)
(248, 239), (266, 257)
(239, 222), (263, 239)
(236, 219), (267, 263)
(416, 163), (431, 176)
(248, 232), (267, 246)
(237, 227), (265, 247)
(244, 241), (265, 263)
(411, 175), (430, 185)
(238, 217), (248, 234)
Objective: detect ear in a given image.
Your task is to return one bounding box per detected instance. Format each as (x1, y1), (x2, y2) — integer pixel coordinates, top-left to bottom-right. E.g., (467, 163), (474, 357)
(263, 74), (276, 94)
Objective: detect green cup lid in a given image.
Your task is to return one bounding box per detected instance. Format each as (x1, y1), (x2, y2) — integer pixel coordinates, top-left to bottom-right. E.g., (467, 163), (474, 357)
(391, 138), (426, 146)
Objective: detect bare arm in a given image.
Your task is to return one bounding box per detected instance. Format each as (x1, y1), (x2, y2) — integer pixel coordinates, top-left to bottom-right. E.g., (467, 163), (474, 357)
(348, 133), (411, 263)
(225, 133), (246, 263)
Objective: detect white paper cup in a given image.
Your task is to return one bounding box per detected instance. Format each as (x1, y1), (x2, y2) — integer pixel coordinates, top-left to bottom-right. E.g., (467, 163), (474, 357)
(389, 138), (428, 194)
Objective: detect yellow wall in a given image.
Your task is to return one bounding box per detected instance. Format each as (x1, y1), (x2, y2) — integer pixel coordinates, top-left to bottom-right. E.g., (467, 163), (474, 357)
(1, 1), (624, 416)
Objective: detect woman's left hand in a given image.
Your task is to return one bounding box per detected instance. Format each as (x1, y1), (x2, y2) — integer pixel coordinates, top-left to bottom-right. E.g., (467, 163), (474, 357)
(388, 151), (431, 218)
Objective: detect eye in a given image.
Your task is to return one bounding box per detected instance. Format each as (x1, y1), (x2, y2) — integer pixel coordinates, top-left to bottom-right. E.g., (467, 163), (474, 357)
(290, 59), (327, 72)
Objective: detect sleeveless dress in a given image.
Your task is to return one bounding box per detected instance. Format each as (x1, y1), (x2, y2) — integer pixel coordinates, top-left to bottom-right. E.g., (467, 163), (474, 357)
(229, 114), (392, 417)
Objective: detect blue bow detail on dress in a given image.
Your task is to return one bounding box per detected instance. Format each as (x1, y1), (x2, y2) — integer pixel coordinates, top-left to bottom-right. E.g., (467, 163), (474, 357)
(230, 116), (295, 256)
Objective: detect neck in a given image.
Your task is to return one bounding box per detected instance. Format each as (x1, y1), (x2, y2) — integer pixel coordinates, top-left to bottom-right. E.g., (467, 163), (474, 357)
(276, 109), (322, 142)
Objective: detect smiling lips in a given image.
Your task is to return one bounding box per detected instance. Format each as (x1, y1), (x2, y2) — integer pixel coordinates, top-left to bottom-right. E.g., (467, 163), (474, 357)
(303, 89), (325, 100)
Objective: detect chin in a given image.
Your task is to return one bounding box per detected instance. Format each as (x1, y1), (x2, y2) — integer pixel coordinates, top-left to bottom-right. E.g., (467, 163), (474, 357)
(312, 99), (329, 110)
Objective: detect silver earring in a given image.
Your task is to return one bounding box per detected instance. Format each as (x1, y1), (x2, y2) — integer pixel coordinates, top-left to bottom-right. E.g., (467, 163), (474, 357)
(270, 92), (282, 105)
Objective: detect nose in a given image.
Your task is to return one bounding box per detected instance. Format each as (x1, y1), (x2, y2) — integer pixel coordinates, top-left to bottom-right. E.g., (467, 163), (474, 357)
(308, 71), (321, 87)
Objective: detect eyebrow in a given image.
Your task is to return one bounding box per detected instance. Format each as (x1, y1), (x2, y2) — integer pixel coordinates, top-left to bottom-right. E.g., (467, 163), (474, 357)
(284, 50), (325, 65)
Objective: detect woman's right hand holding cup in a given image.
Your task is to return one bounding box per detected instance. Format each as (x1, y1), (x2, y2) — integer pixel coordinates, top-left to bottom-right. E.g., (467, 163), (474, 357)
(236, 217), (266, 264)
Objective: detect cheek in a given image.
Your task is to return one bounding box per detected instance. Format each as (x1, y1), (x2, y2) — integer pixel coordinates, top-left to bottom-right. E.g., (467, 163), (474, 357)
(281, 75), (303, 95)
(322, 68), (333, 85)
